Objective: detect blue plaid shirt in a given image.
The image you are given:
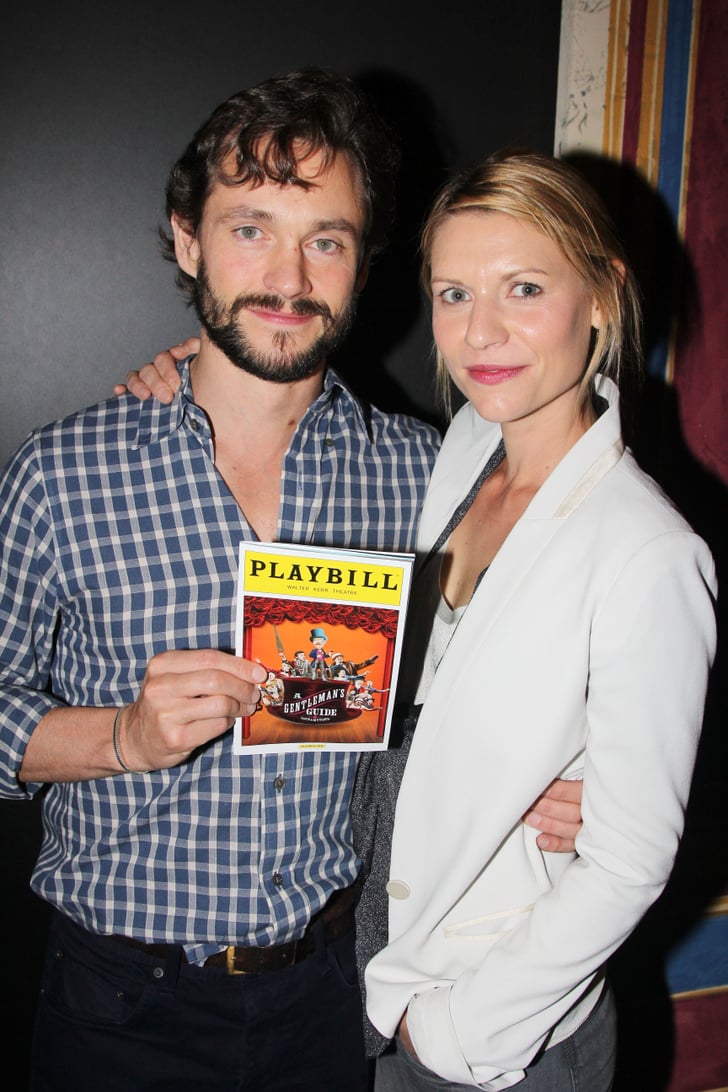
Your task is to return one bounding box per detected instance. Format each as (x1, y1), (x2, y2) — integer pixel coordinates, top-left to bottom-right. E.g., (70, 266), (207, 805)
(0, 361), (440, 961)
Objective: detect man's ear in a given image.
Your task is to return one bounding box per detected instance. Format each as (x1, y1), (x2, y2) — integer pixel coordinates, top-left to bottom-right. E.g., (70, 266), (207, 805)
(171, 214), (200, 278)
(355, 253), (371, 294)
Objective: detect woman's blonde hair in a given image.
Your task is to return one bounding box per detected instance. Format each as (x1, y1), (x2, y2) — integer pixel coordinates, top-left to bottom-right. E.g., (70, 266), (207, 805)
(421, 150), (643, 417)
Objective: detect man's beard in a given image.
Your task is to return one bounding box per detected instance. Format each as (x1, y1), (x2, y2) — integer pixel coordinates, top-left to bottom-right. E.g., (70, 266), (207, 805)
(192, 261), (357, 383)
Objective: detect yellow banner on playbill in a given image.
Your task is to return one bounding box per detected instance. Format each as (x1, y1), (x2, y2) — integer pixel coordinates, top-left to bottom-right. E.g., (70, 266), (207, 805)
(240, 548), (407, 607)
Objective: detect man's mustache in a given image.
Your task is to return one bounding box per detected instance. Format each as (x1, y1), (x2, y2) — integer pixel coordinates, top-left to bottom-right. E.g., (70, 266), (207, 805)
(229, 293), (333, 321)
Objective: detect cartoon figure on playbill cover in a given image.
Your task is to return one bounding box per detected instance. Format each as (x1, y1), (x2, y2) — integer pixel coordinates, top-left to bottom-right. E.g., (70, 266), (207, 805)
(234, 542), (414, 754)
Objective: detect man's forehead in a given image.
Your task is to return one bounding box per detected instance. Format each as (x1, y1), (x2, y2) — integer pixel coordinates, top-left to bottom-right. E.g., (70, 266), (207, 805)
(199, 147), (366, 241)
(216, 145), (363, 201)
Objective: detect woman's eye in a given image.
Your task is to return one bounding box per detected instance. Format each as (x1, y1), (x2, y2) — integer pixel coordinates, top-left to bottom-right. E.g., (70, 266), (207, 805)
(512, 282), (541, 298)
(440, 287), (469, 304)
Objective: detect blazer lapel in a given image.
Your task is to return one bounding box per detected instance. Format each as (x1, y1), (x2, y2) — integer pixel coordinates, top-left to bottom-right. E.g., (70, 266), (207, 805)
(415, 376), (625, 667)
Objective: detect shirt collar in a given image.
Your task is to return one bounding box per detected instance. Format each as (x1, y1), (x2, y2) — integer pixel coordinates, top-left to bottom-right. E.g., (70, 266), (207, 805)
(311, 366), (374, 440)
(133, 357), (375, 448)
(133, 355), (196, 448)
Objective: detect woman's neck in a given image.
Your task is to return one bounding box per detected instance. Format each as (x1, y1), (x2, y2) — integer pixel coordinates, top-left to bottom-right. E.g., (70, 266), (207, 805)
(498, 397), (596, 495)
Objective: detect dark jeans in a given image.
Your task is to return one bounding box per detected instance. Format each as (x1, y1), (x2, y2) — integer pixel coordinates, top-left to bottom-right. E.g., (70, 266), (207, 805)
(31, 910), (369, 1091)
(375, 984), (616, 1092)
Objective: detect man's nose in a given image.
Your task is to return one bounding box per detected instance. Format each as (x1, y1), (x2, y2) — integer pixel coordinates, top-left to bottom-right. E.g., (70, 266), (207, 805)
(262, 245), (312, 300)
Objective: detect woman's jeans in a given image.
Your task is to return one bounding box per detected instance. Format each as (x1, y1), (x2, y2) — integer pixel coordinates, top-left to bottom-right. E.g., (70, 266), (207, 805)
(375, 984), (616, 1092)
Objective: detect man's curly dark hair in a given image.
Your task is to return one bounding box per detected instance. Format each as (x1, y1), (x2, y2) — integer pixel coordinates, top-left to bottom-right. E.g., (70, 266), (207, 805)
(161, 67), (400, 297)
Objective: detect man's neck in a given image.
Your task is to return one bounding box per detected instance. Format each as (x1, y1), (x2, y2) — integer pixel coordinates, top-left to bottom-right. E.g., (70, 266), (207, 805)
(187, 335), (328, 541)
(189, 336), (327, 444)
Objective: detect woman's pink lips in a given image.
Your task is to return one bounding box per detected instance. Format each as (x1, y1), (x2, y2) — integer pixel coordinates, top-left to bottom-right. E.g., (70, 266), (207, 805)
(467, 366), (525, 385)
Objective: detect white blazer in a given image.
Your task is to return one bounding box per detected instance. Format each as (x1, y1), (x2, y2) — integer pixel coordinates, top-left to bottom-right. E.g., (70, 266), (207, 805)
(365, 377), (717, 1089)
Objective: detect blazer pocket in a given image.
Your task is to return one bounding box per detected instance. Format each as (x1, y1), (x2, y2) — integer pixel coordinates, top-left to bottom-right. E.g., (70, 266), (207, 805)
(443, 903), (534, 942)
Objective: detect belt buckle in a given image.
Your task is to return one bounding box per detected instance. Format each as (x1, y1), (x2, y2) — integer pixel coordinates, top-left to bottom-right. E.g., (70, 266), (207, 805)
(224, 939), (300, 974)
(225, 945), (248, 976)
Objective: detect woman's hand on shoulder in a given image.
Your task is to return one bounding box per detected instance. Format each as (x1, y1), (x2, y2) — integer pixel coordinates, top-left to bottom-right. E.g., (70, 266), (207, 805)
(113, 337), (199, 403)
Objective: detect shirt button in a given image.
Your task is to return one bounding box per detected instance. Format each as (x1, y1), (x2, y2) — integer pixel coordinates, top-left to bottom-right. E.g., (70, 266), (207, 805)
(325, 438), (335, 447)
(272, 872), (284, 887)
(386, 880), (411, 900)
(189, 418), (200, 432)
(274, 776), (286, 790)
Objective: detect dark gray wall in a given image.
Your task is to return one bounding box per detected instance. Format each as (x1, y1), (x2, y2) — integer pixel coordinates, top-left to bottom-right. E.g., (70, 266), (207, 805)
(0, 0), (562, 1080)
(1, 0), (561, 468)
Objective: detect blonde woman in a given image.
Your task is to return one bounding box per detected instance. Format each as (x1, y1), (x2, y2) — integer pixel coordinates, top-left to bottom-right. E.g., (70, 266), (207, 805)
(362, 151), (717, 1091)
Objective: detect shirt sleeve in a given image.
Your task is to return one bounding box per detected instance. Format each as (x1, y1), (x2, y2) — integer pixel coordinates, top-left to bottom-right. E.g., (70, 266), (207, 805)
(0, 435), (65, 797)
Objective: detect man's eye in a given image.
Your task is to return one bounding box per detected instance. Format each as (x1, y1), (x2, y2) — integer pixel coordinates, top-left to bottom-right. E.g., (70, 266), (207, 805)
(312, 238), (340, 253)
(236, 226), (261, 240)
